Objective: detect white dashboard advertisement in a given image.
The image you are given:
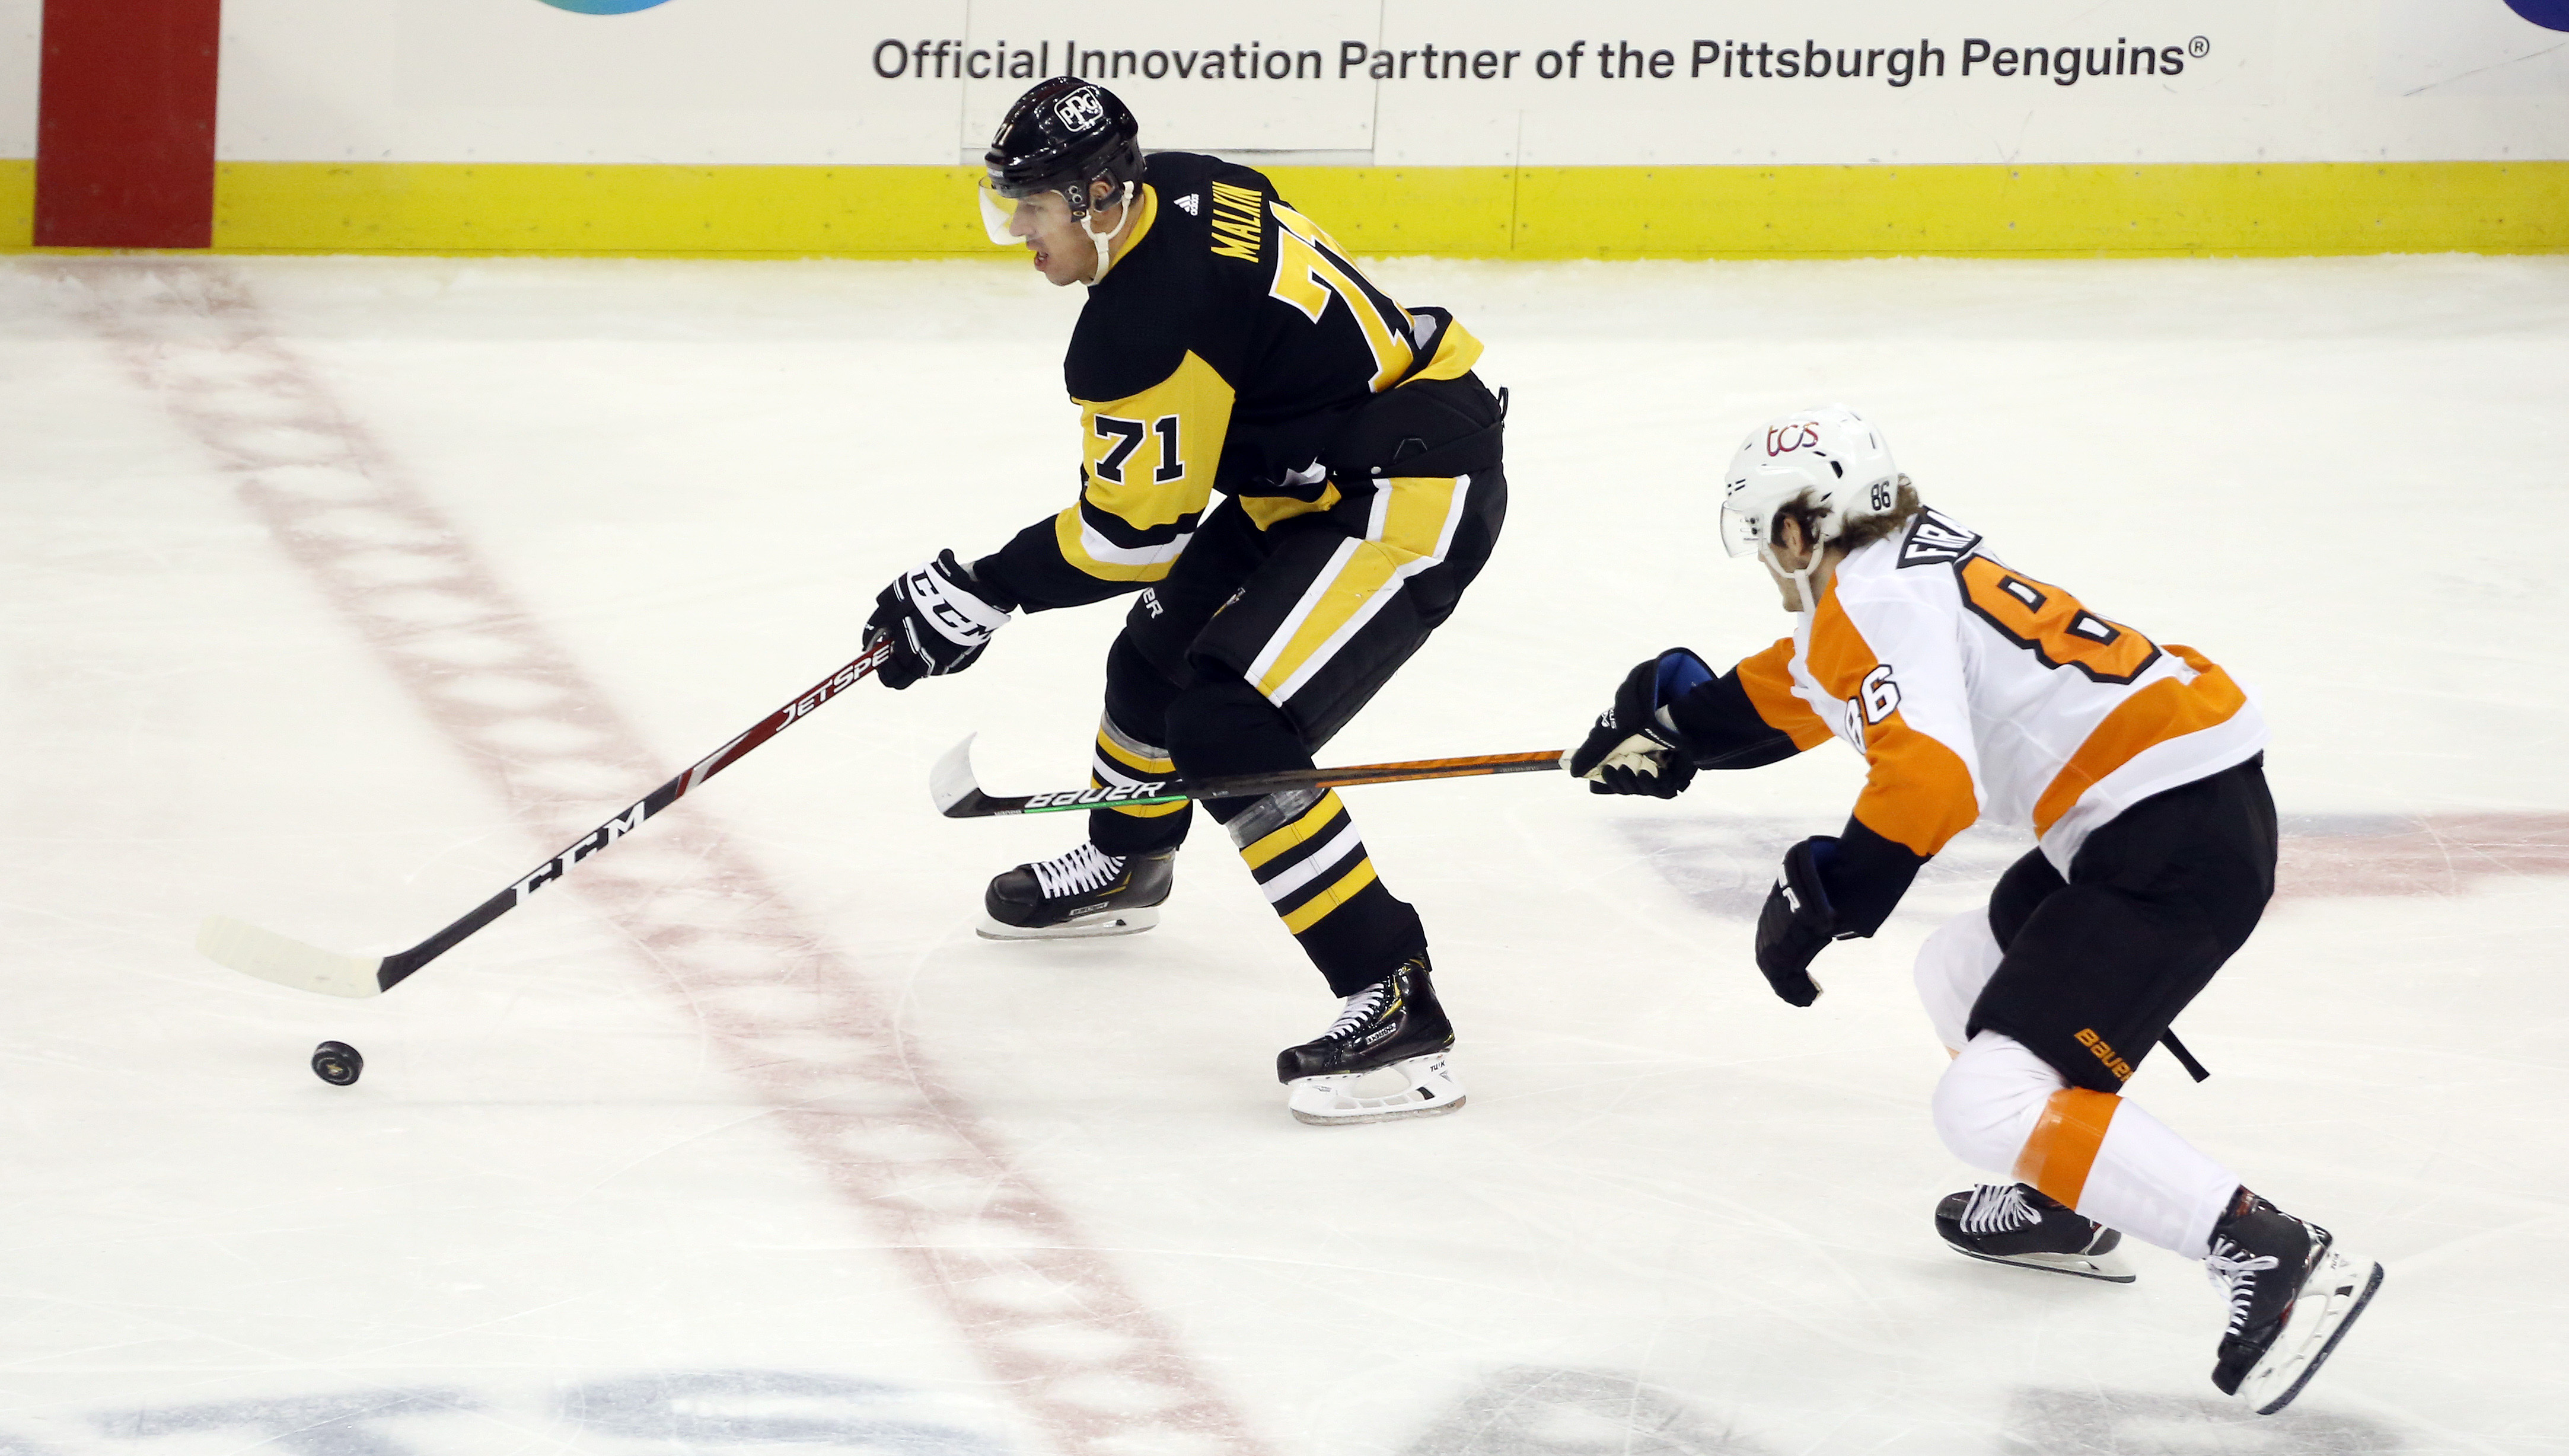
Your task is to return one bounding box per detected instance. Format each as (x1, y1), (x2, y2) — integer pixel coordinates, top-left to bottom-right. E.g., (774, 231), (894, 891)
(0, 0), (2562, 165)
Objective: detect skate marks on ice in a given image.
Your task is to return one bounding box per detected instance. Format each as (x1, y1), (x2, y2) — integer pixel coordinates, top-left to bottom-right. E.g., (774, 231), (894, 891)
(60, 259), (1268, 1456)
(7, 1369), (1001, 1454)
(1620, 819), (2021, 925)
(1619, 812), (2569, 921)
(1399, 1368), (1768, 1456)
(1389, 1370), (2405, 1456)
(2000, 1386), (2406, 1455)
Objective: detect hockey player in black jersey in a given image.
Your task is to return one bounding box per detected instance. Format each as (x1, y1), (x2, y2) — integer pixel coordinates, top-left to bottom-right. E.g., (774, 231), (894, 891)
(863, 78), (1506, 1125)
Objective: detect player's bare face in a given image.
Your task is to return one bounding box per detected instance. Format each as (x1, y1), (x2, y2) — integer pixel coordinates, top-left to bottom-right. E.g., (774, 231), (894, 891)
(1009, 187), (1129, 286)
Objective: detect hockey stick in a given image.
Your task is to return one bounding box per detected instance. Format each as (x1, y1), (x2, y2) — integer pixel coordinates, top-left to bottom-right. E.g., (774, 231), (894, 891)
(930, 734), (1566, 819)
(196, 640), (896, 999)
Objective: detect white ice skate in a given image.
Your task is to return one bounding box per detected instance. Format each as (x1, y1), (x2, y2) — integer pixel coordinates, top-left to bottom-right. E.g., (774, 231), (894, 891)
(1286, 1051), (1466, 1126)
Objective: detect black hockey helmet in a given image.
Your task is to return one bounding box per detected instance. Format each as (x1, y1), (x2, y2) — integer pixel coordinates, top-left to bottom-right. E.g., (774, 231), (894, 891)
(980, 77), (1142, 226)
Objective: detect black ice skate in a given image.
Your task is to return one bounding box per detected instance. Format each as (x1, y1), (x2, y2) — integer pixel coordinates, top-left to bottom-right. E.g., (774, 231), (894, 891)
(1935, 1183), (2134, 1283)
(2204, 1188), (2385, 1415)
(1276, 956), (1464, 1126)
(978, 844), (1173, 940)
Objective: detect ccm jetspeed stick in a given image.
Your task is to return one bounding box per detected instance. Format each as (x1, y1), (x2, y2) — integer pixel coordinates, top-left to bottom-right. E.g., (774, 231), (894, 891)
(197, 642), (893, 998)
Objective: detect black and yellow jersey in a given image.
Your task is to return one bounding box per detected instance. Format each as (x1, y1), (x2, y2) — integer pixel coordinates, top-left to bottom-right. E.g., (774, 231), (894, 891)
(972, 151), (1487, 612)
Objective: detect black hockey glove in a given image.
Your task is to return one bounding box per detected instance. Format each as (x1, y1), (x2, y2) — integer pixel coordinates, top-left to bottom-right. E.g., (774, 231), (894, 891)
(1564, 649), (1713, 798)
(1754, 836), (1843, 1007)
(865, 550), (1014, 691)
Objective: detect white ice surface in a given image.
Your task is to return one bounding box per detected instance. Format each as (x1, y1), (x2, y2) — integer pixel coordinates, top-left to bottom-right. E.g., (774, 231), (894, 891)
(2, 251), (2565, 1455)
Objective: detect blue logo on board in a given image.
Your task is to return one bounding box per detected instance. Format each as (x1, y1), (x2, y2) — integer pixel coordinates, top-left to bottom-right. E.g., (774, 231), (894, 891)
(537, 0), (674, 12)
(2505, 0), (2569, 30)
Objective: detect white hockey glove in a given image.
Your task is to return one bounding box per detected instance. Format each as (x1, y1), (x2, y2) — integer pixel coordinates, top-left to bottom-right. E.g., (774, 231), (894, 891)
(865, 550), (1013, 690)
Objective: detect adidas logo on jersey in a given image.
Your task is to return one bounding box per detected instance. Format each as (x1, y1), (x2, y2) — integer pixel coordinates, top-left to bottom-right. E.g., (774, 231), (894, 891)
(1174, 193), (1200, 215)
(1899, 507), (1983, 569)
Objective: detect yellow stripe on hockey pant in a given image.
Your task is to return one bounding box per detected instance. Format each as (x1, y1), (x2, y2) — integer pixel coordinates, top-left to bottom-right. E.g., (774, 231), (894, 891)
(1247, 476), (1463, 704)
(1373, 475), (1463, 558)
(1240, 791), (1349, 871)
(2015, 1087), (2122, 1208)
(1281, 857), (1379, 935)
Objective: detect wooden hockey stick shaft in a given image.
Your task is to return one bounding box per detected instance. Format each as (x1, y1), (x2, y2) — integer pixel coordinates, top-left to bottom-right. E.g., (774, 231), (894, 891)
(199, 640), (895, 997)
(933, 741), (1566, 819)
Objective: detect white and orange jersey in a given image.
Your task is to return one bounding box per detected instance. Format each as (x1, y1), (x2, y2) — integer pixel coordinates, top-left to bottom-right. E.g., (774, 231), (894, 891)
(1739, 507), (2267, 869)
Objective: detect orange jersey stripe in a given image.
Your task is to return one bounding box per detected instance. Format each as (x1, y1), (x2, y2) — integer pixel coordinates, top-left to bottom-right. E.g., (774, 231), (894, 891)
(2014, 1087), (2121, 1208)
(1809, 590), (1981, 857)
(2031, 646), (2249, 837)
(1736, 636), (1835, 750)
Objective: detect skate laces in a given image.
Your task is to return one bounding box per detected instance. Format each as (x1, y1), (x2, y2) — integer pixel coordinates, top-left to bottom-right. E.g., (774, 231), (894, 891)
(1321, 982), (1392, 1040)
(1959, 1184), (2040, 1236)
(2205, 1237), (2282, 1336)
(1029, 843), (1126, 899)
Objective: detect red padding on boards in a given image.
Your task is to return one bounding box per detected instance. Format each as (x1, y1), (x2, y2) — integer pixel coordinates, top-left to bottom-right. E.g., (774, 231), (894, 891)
(36, 0), (223, 248)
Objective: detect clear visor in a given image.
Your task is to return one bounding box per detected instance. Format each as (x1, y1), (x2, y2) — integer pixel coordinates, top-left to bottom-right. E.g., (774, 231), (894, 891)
(1717, 499), (1766, 558)
(977, 175), (1031, 247)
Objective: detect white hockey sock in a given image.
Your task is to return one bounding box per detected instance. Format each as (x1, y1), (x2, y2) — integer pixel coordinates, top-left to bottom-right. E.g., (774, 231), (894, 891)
(1933, 1031), (2238, 1258)
(2073, 1098), (2239, 1259)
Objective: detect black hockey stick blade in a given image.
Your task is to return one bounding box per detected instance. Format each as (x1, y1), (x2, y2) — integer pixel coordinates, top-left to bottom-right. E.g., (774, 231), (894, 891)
(932, 734), (1566, 819)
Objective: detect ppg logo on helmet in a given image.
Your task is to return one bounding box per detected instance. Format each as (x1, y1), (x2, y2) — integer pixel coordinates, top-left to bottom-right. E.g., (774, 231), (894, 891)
(1054, 87), (1107, 133)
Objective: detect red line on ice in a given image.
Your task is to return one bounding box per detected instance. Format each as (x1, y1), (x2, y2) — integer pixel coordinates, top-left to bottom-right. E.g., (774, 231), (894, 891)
(2278, 813), (2569, 899)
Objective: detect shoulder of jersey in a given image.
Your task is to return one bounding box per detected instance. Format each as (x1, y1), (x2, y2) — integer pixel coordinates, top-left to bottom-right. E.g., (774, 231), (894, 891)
(1834, 507), (1983, 607)
(1065, 154), (1271, 402)
(1894, 507), (1984, 569)
(1144, 151), (1277, 271)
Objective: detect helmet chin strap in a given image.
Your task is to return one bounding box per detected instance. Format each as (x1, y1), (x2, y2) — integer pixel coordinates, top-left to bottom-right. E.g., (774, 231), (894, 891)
(1079, 181), (1136, 285)
(1761, 539), (1826, 615)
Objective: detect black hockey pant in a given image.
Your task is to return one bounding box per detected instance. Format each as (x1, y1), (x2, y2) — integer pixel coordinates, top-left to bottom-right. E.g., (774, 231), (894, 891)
(1967, 755), (2279, 1093)
(1083, 468), (1506, 997)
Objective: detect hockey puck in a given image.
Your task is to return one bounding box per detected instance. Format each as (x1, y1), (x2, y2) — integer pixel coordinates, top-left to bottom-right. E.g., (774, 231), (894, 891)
(311, 1040), (364, 1086)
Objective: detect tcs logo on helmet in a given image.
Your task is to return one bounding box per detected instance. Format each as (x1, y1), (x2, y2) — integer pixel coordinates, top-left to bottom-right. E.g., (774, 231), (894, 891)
(1766, 421), (1822, 456)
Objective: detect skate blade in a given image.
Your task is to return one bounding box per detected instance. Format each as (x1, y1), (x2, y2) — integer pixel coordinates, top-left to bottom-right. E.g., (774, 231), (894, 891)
(2244, 1245), (2385, 1416)
(976, 906), (1160, 941)
(1948, 1244), (2137, 1284)
(1286, 1052), (1465, 1126)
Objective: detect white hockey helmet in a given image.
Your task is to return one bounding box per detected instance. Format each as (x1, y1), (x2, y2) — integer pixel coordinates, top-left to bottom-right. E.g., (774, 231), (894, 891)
(1719, 404), (1901, 559)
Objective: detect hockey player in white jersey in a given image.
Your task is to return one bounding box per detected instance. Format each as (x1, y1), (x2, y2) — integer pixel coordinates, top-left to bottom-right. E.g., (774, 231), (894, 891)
(1566, 404), (2381, 1414)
